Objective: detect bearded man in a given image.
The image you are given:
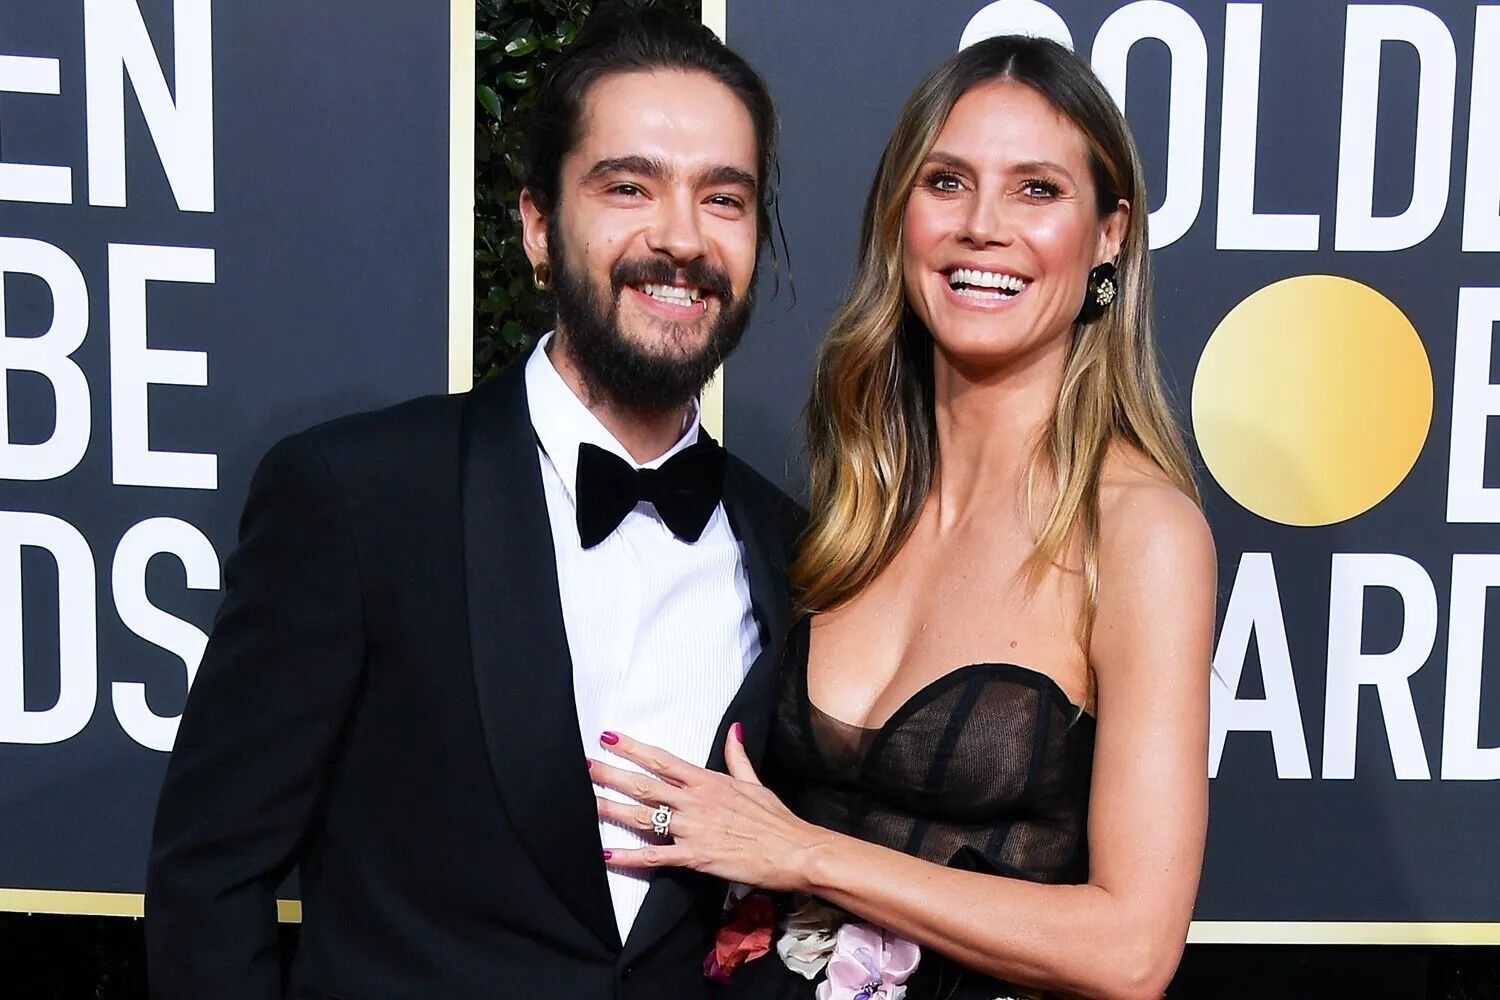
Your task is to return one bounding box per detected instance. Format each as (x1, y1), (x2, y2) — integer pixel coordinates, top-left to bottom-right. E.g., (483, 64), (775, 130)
(144, 8), (797, 998)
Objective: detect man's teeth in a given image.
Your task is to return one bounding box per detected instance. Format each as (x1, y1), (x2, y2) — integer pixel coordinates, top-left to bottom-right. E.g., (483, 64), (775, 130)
(947, 268), (1028, 296)
(640, 283), (702, 306)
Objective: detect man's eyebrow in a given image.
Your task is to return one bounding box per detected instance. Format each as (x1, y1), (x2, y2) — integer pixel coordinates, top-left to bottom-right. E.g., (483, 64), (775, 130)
(581, 156), (757, 192)
(581, 155), (671, 183)
(699, 165), (757, 190)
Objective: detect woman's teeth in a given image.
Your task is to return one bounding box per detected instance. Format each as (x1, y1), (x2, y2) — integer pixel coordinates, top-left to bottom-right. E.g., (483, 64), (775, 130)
(947, 268), (1028, 300)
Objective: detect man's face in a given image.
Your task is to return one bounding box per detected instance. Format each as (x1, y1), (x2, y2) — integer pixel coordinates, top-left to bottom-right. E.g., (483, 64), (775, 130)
(521, 69), (762, 413)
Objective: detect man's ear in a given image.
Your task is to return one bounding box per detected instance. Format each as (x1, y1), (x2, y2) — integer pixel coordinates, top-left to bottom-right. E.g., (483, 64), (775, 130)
(519, 187), (550, 267)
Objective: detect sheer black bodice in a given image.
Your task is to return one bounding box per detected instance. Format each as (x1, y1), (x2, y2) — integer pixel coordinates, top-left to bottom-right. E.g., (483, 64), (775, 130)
(778, 615), (1095, 882)
(726, 616), (1096, 999)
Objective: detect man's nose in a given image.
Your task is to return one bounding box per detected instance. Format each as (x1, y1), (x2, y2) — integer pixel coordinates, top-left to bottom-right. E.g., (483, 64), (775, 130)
(645, 192), (708, 262)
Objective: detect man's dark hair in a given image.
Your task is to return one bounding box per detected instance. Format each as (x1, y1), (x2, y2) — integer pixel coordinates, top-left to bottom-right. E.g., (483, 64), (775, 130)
(523, 4), (781, 250)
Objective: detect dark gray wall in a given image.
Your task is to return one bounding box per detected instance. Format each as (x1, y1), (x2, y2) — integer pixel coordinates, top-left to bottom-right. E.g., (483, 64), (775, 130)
(0, 0), (452, 894)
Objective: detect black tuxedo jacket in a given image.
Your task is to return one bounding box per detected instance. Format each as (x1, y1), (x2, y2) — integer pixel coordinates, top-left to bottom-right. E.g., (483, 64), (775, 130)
(145, 354), (801, 999)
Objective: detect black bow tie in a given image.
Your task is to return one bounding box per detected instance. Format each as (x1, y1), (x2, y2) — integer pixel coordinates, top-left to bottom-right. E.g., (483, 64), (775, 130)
(574, 437), (726, 549)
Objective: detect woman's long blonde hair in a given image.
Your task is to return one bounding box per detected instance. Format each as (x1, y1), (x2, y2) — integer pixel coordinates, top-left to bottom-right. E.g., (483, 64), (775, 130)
(793, 36), (1198, 636)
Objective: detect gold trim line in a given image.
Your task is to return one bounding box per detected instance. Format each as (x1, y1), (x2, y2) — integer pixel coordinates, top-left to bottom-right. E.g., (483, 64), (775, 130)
(0, 890), (303, 924)
(698, 0), (728, 440)
(702, 0), (727, 38)
(1187, 921), (1500, 945)
(4, 891), (1496, 943)
(449, 0), (477, 392)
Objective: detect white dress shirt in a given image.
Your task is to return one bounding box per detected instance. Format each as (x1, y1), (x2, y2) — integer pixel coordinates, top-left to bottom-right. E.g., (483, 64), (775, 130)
(525, 333), (762, 941)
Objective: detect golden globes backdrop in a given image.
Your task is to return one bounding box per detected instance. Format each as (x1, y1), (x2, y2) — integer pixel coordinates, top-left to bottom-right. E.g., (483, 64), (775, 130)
(0, 0), (473, 915)
(722, 0), (1499, 941)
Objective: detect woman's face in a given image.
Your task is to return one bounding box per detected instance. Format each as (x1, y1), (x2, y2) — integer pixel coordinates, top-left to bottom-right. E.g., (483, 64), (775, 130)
(902, 79), (1126, 372)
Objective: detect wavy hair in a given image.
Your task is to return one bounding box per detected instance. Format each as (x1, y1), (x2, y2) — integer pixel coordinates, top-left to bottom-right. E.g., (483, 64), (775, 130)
(793, 36), (1198, 637)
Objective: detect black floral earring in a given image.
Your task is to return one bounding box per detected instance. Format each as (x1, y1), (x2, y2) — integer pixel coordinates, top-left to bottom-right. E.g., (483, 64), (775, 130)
(1076, 262), (1118, 323)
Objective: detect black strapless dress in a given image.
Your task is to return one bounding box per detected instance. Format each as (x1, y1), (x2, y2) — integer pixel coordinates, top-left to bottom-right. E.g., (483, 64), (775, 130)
(723, 616), (1096, 1000)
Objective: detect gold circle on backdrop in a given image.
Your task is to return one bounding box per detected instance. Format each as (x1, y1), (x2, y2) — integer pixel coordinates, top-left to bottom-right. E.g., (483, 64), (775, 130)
(1192, 275), (1433, 526)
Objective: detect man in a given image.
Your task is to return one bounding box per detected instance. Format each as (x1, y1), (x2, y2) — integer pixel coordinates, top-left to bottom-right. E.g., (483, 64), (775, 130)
(145, 8), (798, 998)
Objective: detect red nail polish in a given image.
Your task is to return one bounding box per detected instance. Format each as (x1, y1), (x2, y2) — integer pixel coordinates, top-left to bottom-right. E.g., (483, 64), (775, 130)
(586, 759), (594, 770)
(731, 721), (744, 743)
(601, 731), (620, 746)
(602, 849), (613, 861)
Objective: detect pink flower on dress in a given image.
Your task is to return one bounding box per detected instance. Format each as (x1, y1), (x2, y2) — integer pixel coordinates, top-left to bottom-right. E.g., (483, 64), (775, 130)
(813, 920), (921, 1000)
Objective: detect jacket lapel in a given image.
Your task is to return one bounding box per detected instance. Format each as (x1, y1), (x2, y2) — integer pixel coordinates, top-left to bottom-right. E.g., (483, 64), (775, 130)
(706, 461), (791, 772)
(462, 358), (620, 951)
(619, 459), (793, 967)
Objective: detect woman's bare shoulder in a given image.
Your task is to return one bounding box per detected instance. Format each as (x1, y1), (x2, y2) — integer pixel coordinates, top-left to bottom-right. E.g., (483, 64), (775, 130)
(1090, 442), (1217, 682)
(1096, 440), (1215, 589)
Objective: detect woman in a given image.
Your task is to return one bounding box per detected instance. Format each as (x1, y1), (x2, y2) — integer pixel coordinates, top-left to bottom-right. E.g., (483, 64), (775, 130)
(588, 35), (1215, 1000)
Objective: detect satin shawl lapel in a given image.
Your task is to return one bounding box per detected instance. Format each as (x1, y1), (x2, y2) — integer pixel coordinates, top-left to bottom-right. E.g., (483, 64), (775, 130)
(462, 359), (620, 951)
(619, 460), (792, 967)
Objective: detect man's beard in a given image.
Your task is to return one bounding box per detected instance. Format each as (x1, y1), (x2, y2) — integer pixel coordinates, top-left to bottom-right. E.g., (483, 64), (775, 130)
(550, 226), (756, 415)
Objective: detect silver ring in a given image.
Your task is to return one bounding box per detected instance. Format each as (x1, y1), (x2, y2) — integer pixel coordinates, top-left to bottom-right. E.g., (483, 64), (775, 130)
(650, 804), (673, 838)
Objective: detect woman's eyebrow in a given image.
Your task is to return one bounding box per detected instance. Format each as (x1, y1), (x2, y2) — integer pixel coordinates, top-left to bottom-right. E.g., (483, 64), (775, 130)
(923, 150), (974, 172)
(923, 150), (1076, 183)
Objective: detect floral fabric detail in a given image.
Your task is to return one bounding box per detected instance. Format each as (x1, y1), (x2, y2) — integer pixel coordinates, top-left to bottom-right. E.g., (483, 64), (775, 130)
(776, 897), (843, 979)
(706, 890), (926, 996)
(703, 890), (777, 983)
(814, 920), (920, 1000)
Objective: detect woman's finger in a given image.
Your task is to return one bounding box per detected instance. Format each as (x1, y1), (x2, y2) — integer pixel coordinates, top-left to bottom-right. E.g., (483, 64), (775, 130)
(600, 731), (699, 786)
(723, 722), (762, 787)
(603, 843), (693, 870)
(595, 796), (665, 834)
(588, 758), (678, 807)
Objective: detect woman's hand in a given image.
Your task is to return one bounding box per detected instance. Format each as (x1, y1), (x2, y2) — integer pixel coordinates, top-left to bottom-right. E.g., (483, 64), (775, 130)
(589, 725), (827, 893)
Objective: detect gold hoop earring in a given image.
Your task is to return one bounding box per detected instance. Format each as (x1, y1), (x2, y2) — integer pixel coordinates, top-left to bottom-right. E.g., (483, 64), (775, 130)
(532, 260), (552, 292)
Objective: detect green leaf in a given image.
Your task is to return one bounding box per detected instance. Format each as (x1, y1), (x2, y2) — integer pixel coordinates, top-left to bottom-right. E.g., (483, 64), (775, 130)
(507, 17), (535, 38)
(476, 84), (502, 120)
(475, 30), (499, 50)
(542, 21), (578, 51)
(505, 34), (540, 58)
(500, 68), (535, 90)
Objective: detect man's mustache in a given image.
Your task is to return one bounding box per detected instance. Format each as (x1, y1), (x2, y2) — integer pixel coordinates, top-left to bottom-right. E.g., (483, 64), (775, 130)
(609, 256), (733, 305)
